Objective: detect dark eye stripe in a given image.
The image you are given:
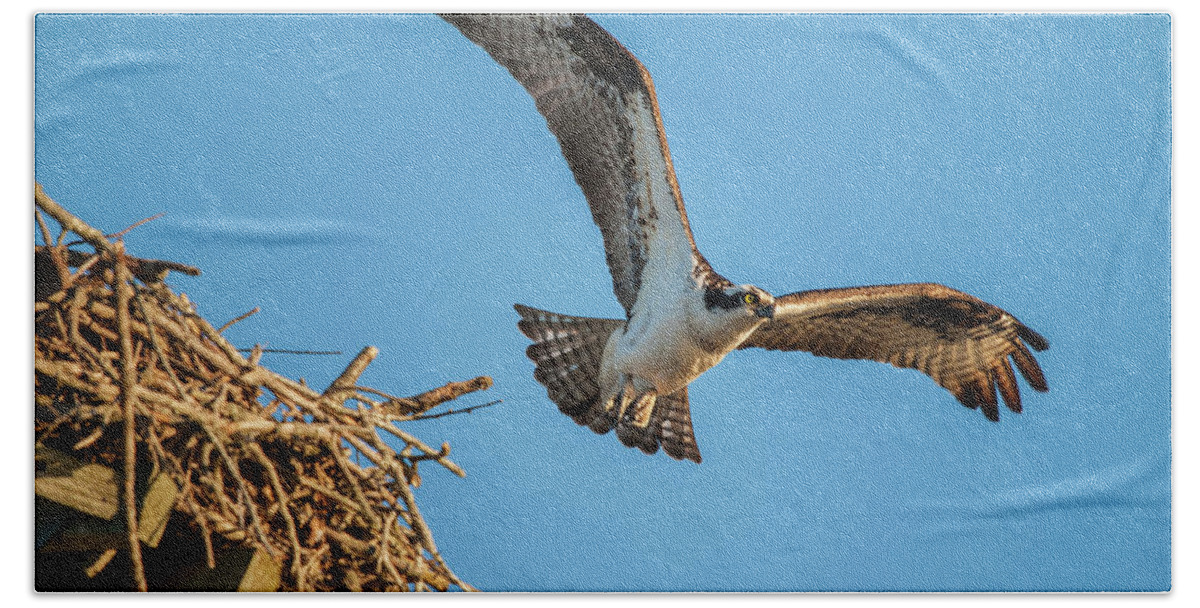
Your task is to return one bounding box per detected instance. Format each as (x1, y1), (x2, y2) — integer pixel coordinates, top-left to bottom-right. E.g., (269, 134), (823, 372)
(704, 287), (742, 311)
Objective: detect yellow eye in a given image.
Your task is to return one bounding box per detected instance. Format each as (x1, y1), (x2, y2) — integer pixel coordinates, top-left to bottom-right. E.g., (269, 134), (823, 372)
(742, 293), (759, 305)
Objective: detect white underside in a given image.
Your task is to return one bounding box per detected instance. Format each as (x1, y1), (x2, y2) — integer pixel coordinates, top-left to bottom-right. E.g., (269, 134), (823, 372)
(592, 97), (767, 412)
(601, 290), (726, 397)
(597, 258), (767, 404)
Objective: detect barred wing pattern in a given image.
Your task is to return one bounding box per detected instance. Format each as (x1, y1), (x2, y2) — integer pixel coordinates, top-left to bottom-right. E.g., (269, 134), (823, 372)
(741, 283), (1049, 421)
(515, 304), (703, 462)
(443, 14), (703, 318)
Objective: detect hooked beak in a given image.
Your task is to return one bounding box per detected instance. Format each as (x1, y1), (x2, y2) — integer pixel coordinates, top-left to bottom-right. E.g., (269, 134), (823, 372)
(755, 304), (775, 320)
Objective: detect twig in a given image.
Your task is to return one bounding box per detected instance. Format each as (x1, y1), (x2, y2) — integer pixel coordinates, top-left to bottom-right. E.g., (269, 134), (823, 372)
(236, 348), (343, 356)
(216, 307), (260, 333)
(115, 257), (148, 592)
(72, 427), (104, 450)
(403, 400), (502, 422)
(68, 253), (102, 286)
(35, 184), (117, 256)
(35, 190), (490, 591)
(85, 549), (119, 578)
(201, 421), (277, 557)
(194, 502), (217, 569)
(377, 425), (466, 478)
(296, 477), (373, 525)
(324, 346), (378, 398)
(107, 212), (164, 240)
(247, 443), (302, 579)
(35, 207), (54, 248)
(406, 377), (494, 414)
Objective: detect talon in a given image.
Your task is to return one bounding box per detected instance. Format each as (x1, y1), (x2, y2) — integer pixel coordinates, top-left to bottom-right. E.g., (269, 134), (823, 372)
(615, 376), (636, 420)
(630, 392), (657, 428)
(601, 394), (617, 413)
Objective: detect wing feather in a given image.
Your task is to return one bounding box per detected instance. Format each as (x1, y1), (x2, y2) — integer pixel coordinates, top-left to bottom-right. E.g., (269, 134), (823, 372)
(442, 14), (703, 317)
(741, 283), (1048, 420)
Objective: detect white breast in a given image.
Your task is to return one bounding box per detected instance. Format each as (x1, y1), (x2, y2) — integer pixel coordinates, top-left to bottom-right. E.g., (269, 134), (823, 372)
(606, 276), (738, 396)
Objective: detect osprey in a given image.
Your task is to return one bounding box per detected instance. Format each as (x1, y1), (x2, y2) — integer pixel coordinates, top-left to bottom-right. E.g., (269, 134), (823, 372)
(443, 14), (1049, 463)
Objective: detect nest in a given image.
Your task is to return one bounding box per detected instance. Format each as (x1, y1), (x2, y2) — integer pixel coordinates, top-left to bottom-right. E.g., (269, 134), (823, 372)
(34, 184), (491, 591)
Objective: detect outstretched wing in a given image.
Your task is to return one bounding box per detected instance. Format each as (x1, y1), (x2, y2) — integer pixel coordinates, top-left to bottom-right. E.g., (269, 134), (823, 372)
(741, 283), (1049, 421)
(442, 14), (704, 318)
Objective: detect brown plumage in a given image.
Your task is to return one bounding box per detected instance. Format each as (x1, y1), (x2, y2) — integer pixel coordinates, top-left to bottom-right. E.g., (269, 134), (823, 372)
(443, 14), (703, 319)
(448, 14), (1051, 463)
(515, 305), (703, 462)
(741, 284), (1048, 421)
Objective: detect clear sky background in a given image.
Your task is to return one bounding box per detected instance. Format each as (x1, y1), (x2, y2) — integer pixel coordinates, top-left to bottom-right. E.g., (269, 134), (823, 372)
(33, 11), (1169, 592)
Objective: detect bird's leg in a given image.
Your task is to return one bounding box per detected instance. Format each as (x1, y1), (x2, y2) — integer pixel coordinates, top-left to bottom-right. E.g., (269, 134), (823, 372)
(603, 374), (657, 428)
(614, 375), (636, 421)
(628, 391), (658, 429)
(600, 373), (629, 414)
(619, 375), (658, 429)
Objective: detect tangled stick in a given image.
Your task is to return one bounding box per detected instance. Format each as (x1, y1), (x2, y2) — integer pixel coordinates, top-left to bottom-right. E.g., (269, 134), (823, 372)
(35, 184), (490, 591)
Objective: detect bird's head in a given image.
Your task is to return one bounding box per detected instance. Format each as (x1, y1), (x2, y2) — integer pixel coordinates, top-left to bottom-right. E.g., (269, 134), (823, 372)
(703, 284), (776, 322)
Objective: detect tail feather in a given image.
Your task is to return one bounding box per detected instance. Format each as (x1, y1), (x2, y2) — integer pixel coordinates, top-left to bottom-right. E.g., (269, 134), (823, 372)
(514, 304), (702, 463)
(616, 387), (702, 463)
(515, 304), (622, 426)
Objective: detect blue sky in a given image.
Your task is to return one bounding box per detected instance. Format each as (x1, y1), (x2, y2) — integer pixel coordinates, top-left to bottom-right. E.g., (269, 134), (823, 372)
(34, 13), (1170, 591)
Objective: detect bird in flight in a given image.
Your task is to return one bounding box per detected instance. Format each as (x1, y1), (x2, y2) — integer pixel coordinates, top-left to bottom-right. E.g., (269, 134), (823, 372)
(443, 14), (1049, 463)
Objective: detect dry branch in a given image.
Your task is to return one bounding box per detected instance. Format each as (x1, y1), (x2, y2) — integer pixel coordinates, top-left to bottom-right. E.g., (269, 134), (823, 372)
(34, 184), (489, 592)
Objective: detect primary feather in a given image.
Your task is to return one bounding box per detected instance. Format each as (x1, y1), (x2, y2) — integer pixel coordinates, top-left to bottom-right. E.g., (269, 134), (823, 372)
(446, 14), (1051, 462)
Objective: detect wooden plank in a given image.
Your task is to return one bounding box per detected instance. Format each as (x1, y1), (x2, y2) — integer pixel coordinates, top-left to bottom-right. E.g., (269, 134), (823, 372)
(37, 445), (180, 550)
(137, 473), (178, 548)
(34, 445), (118, 520)
(237, 548), (282, 592)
